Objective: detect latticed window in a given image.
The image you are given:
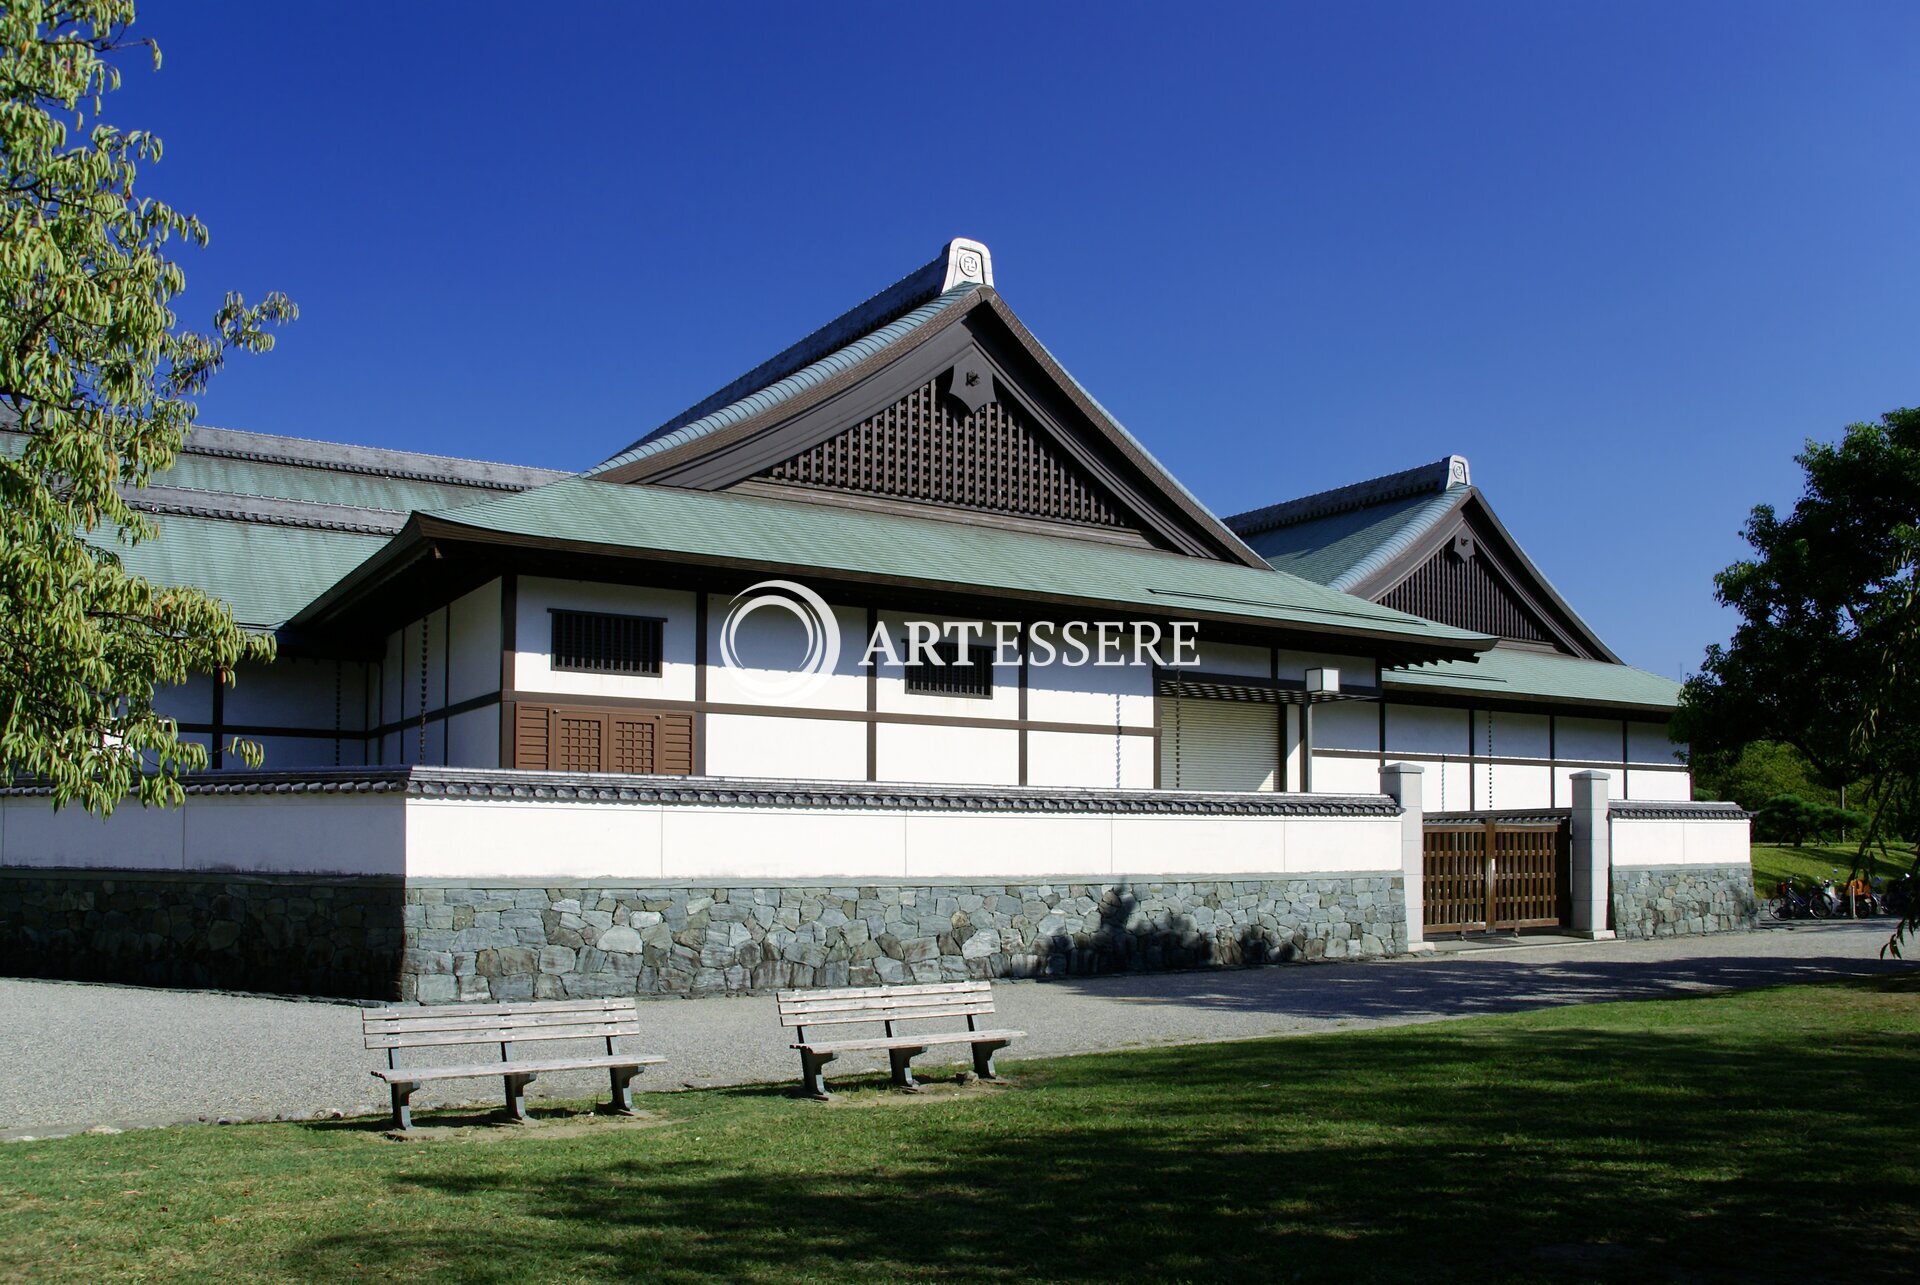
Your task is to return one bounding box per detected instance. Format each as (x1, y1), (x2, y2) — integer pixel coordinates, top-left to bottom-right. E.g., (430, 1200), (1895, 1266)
(550, 610), (664, 676)
(904, 642), (995, 698)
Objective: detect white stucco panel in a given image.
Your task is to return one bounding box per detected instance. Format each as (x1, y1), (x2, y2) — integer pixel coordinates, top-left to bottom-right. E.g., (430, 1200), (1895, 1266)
(705, 714), (866, 782)
(903, 814), (1115, 878)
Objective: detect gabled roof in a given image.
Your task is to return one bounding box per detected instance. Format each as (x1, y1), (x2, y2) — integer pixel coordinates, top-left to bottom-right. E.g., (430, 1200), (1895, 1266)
(295, 475), (1497, 664)
(3, 422), (564, 629)
(590, 239), (1270, 568)
(1226, 454), (1619, 663)
(1227, 456), (1471, 591)
(594, 237), (995, 476)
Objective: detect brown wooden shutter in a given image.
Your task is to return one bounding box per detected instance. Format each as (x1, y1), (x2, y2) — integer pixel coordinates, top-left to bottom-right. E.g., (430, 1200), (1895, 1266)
(609, 713), (656, 773)
(514, 703), (551, 770)
(510, 703), (693, 776)
(655, 712), (694, 775)
(551, 708), (607, 773)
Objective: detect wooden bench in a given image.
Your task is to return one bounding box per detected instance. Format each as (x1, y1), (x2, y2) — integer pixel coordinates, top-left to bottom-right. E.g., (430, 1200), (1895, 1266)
(363, 998), (665, 1129)
(778, 980), (1024, 1098)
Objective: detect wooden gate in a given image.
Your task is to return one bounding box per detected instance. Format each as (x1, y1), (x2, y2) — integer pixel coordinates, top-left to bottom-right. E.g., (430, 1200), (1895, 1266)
(1423, 818), (1569, 934)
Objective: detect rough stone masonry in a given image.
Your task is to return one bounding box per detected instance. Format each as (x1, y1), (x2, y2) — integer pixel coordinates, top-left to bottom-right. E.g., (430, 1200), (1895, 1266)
(399, 875), (1409, 1002)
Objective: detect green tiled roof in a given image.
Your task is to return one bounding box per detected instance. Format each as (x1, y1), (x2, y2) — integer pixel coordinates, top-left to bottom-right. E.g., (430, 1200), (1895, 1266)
(109, 514), (392, 629)
(373, 477), (1494, 652)
(158, 452), (507, 514)
(590, 286), (982, 477)
(1386, 647), (1680, 713)
(1242, 487), (1464, 589)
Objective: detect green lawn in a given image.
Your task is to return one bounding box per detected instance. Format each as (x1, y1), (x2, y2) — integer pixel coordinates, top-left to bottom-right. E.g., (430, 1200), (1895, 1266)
(1749, 840), (1916, 893)
(4, 979), (1918, 1283)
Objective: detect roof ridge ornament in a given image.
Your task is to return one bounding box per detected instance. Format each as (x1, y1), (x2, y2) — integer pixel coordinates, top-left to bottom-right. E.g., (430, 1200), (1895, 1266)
(1447, 454), (1470, 487)
(941, 238), (994, 291)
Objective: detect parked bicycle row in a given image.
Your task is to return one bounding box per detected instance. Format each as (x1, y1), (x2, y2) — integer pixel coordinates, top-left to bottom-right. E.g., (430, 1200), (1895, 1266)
(1770, 871), (1914, 920)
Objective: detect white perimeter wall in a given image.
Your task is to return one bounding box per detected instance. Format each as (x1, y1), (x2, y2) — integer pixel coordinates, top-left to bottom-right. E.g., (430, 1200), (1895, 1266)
(405, 798), (1402, 881)
(1611, 817), (1751, 867)
(0, 793), (406, 876)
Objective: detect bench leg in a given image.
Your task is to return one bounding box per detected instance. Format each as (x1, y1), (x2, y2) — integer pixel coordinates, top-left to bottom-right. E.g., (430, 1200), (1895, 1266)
(799, 1049), (837, 1099)
(608, 1065), (640, 1115)
(388, 1081), (416, 1131)
(503, 1072), (536, 1123)
(972, 1040), (1009, 1081)
(889, 1046), (926, 1090)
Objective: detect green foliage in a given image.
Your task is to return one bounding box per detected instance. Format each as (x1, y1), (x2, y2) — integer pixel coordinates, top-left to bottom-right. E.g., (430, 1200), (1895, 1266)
(1753, 793), (1866, 847)
(0, 2), (293, 812)
(1690, 739), (1850, 812)
(1676, 409), (1920, 943)
(1749, 840), (1914, 894)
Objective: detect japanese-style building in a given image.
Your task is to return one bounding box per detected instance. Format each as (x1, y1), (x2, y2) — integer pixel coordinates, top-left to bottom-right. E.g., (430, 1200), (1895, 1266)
(0, 239), (1753, 1001)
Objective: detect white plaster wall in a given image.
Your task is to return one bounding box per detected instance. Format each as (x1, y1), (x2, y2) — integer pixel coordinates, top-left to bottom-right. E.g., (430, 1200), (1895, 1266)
(877, 723), (1019, 786)
(1482, 710), (1550, 760)
(1482, 762), (1553, 810)
(1312, 701), (1379, 753)
(1610, 817), (1751, 867)
(1556, 715), (1624, 765)
(1275, 648), (1379, 689)
(408, 798), (666, 880)
(661, 809), (910, 880)
(872, 612), (1020, 721)
(1396, 755), (1473, 812)
(1308, 753), (1382, 796)
(514, 578), (697, 703)
(1025, 651), (1153, 729)
(153, 673), (215, 726)
(1188, 640), (1269, 678)
(448, 580), (502, 704)
(1627, 720), (1683, 766)
(706, 597), (868, 713)
(1385, 705), (1470, 756)
(446, 707), (499, 769)
(902, 814), (1114, 878)
(705, 713), (866, 781)
(0, 793), (405, 876)
(251, 734), (365, 770)
(1626, 768), (1693, 802)
(1026, 729), (1154, 790)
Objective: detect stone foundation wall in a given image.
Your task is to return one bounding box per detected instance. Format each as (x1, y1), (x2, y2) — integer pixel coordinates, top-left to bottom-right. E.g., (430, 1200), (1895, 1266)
(0, 869), (404, 998)
(401, 873), (1408, 1002)
(1610, 864), (1758, 939)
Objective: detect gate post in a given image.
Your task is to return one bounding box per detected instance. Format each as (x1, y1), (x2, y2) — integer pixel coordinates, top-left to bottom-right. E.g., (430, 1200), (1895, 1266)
(1381, 762), (1433, 954)
(1569, 770), (1615, 939)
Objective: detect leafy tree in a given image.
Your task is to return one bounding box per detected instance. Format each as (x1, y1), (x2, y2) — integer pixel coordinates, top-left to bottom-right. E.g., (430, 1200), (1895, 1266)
(1676, 408), (1920, 950)
(1, 2), (294, 812)
(1691, 740), (1848, 813)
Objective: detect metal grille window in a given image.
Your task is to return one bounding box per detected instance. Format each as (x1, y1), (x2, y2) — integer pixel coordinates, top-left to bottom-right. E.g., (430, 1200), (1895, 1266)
(550, 610), (664, 676)
(904, 642), (994, 698)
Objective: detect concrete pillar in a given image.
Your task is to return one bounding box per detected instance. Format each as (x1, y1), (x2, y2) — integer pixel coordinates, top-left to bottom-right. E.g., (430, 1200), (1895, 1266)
(1569, 770), (1615, 939)
(1380, 762), (1433, 953)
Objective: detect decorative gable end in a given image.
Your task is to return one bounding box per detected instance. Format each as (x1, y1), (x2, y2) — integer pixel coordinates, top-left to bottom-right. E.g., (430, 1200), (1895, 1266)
(1378, 537), (1556, 646)
(752, 374), (1133, 530)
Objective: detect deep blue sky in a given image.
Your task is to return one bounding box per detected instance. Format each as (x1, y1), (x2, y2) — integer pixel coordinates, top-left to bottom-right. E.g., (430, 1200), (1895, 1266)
(110, 2), (1917, 677)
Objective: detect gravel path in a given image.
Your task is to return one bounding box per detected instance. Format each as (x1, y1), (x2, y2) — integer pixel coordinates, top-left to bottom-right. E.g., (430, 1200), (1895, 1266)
(3, 919), (1911, 1139)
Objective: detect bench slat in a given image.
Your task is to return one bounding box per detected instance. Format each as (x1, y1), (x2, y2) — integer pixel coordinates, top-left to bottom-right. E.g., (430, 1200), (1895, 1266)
(367, 1021), (643, 1050)
(776, 981), (986, 1005)
(778, 998), (994, 1026)
(366, 1010), (641, 1036)
(794, 1028), (1025, 1056)
(371, 1052), (666, 1084)
(779, 992), (994, 1013)
(365, 998), (635, 1021)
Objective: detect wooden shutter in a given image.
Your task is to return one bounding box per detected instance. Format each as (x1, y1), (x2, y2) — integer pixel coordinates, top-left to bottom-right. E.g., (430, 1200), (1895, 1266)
(511, 703), (694, 776)
(551, 708), (606, 772)
(513, 703), (550, 770)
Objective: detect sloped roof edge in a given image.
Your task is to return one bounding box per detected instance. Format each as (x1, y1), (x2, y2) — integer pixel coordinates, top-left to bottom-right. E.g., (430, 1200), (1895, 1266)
(1227, 455), (1470, 537)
